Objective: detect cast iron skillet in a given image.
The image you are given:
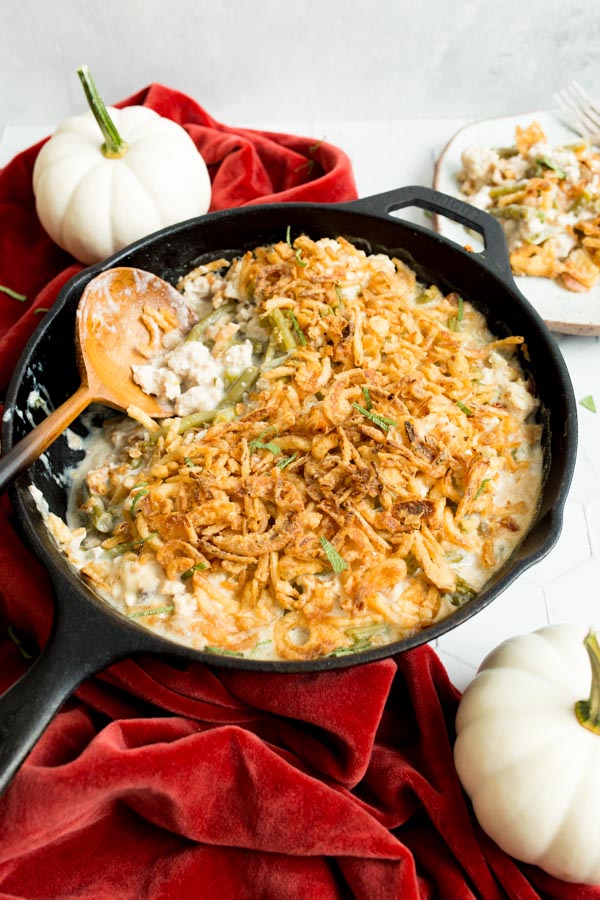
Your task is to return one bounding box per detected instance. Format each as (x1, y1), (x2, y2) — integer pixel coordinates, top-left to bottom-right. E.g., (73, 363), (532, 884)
(0, 186), (577, 795)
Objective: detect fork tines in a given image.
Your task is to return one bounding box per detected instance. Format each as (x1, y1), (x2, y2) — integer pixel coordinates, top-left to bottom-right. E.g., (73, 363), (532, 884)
(555, 81), (600, 141)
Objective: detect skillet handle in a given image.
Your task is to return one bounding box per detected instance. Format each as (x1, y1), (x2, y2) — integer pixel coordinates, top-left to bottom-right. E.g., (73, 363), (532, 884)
(0, 590), (145, 798)
(347, 185), (513, 277)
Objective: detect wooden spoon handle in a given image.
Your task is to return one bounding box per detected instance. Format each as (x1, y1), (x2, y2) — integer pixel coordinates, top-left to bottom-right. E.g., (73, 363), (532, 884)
(0, 384), (94, 494)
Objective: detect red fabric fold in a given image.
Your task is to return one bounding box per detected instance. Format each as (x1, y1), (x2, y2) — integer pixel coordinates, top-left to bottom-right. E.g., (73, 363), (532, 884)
(0, 85), (597, 898)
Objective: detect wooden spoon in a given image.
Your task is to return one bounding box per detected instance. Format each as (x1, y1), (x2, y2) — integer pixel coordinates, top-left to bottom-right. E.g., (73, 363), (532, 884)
(0, 267), (183, 493)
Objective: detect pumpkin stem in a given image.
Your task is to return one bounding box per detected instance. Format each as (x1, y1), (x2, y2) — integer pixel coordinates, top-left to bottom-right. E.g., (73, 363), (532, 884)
(575, 629), (600, 736)
(76, 66), (128, 160)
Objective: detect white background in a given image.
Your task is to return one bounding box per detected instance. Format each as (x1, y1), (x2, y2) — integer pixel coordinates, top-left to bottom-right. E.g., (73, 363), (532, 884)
(1, 0), (599, 124)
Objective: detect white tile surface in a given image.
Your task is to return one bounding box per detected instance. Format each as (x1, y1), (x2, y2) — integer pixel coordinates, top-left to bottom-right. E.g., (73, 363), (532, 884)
(2, 118), (599, 692)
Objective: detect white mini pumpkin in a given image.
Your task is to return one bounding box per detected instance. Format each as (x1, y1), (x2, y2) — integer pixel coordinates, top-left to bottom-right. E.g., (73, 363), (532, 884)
(33, 67), (211, 265)
(454, 624), (600, 884)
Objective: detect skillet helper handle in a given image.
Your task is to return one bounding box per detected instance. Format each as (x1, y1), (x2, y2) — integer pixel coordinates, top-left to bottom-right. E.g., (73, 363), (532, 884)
(349, 185), (513, 276)
(0, 384), (93, 494)
(0, 593), (140, 798)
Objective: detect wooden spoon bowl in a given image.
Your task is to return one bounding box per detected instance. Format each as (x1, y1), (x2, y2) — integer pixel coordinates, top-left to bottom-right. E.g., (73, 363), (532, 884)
(0, 267), (181, 493)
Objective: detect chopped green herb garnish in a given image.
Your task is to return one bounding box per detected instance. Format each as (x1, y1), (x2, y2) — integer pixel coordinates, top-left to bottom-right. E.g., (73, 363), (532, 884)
(33, 307), (49, 315)
(287, 310), (307, 345)
(255, 440), (281, 454)
(203, 646), (244, 657)
(181, 562), (208, 581)
(352, 402), (396, 433)
(319, 536), (349, 573)
(0, 284), (27, 302)
(276, 452), (298, 469)
(295, 158), (315, 175)
(128, 605), (176, 618)
(285, 226), (307, 265)
(249, 639), (272, 656)
(129, 488), (148, 518)
(474, 478), (490, 499)
(361, 385), (372, 410)
(456, 400), (473, 416)
(580, 395), (597, 413)
(249, 427), (281, 454)
(7, 625), (34, 659)
(293, 140), (324, 174)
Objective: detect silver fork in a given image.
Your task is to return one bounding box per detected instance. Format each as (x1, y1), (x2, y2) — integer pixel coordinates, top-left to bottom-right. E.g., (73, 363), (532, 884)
(554, 81), (600, 143)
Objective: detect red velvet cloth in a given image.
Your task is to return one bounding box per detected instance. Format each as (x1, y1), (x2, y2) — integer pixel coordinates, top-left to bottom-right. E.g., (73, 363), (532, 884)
(0, 86), (597, 899)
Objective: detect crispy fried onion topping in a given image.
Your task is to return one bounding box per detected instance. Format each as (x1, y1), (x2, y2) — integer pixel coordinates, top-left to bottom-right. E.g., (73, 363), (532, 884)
(78, 235), (540, 660)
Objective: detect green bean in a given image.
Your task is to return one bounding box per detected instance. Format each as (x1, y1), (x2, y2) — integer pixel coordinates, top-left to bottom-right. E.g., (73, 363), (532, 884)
(87, 497), (114, 534)
(213, 406), (237, 423)
(185, 302), (236, 342)
(250, 338), (266, 356)
(489, 205), (532, 221)
(107, 532), (158, 557)
(262, 337), (292, 370)
(346, 623), (388, 641)
(177, 409), (221, 432)
(269, 308), (297, 351)
(222, 366), (260, 404)
(496, 145), (518, 158)
(445, 576), (477, 608)
(287, 310), (307, 345)
(488, 182), (528, 199)
(334, 284), (345, 309)
(176, 403), (238, 433)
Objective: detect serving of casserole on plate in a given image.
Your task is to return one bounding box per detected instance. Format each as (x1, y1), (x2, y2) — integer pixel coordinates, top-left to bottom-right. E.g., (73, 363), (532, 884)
(434, 109), (600, 335)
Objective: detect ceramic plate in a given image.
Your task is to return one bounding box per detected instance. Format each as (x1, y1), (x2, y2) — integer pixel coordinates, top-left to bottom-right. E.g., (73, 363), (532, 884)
(433, 109), (600, 335)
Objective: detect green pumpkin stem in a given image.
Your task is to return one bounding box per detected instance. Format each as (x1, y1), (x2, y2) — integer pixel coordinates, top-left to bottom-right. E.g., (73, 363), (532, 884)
(76, 65), (128, 159)
(575, 629), (600, 735)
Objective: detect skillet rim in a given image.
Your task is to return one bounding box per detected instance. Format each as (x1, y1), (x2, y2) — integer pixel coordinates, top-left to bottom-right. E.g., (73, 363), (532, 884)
(2, 190), (578, 672)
